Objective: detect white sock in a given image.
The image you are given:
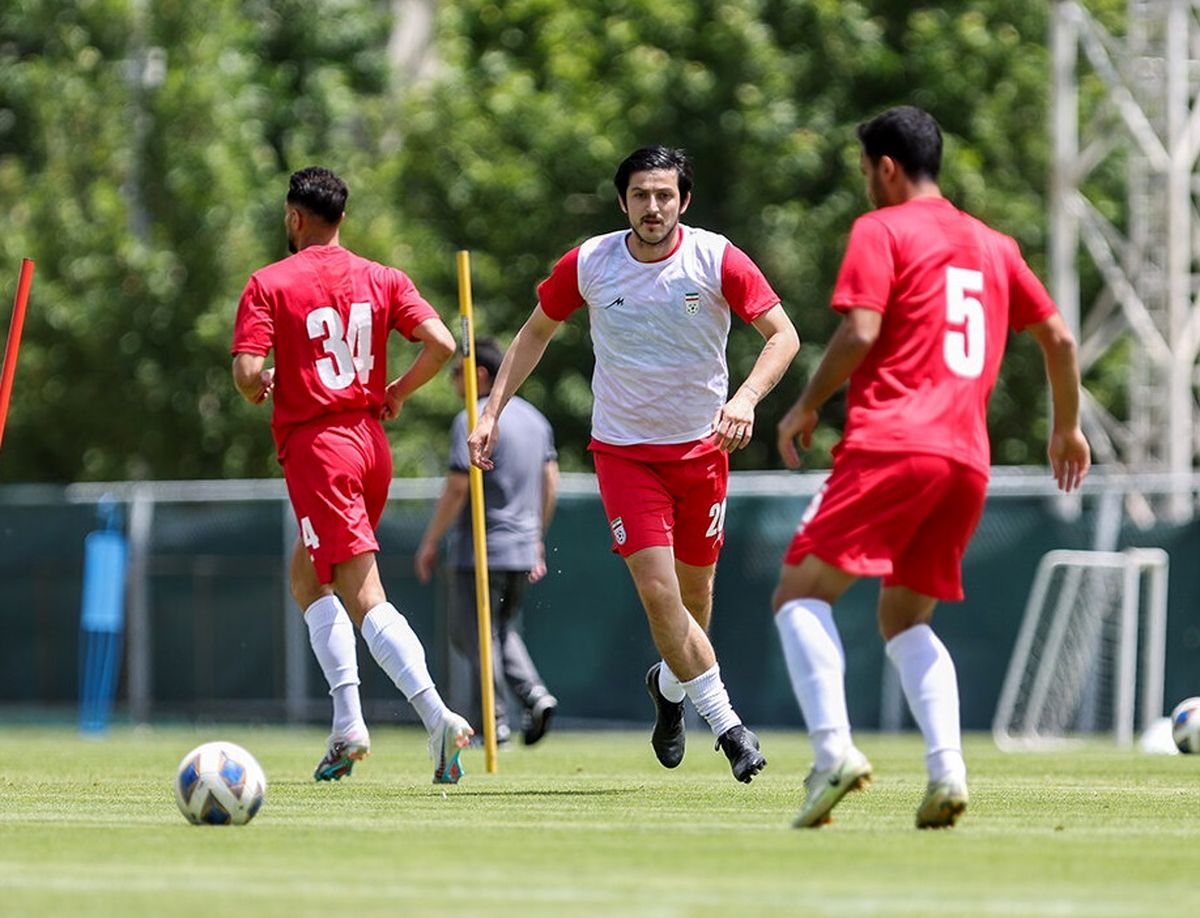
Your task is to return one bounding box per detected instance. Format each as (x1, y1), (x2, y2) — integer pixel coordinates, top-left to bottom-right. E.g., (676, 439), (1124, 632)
(657, 661), (686, 703)
(885, 624), (966, 783)
(409, 687), (450, 734)
(361, 602), (447, 732)
(304, 596), (365, 739)
(361, 602), (434, 699)
(680, 664), (740, 738)
(775, 599), (853, 771)
(330, 685), (365, 740)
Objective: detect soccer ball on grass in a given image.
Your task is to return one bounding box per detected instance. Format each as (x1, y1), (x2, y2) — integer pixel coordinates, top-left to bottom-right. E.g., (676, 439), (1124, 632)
(174, 741), (267, 825)
(1171, 697), (1200, 754)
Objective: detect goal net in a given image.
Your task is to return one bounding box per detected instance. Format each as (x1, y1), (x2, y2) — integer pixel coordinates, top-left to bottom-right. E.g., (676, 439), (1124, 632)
(992, 549), (1168, 750)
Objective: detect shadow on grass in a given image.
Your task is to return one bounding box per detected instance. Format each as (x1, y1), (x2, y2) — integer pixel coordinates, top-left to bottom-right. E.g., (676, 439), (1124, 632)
(422, 787), (645, 798)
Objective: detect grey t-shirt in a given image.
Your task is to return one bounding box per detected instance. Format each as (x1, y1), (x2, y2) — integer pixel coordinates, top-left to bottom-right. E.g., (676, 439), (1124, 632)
(448, 395), (556, 570)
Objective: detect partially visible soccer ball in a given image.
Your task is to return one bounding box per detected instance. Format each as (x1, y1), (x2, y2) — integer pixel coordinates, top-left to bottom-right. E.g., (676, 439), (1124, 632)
(1170, 697), (1200, 754)
(174, 741), (267, 825)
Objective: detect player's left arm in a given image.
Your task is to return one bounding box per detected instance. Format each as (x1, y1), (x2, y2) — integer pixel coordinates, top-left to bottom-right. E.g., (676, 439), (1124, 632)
(381, 316), (456, 420)
(712, 303), (800, 452)
(1025, 313), (1091, 492)
(776, 307), (882, 469)
(232, 353), (275, 405)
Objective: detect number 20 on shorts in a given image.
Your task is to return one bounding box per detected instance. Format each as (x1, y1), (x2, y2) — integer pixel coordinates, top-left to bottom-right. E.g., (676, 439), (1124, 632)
(705, 500), (727, 538)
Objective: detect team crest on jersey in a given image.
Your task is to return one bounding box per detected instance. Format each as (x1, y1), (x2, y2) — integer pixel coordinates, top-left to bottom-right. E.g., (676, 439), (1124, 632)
(683, 292), (700, 315)
(609, 516), (627, 545)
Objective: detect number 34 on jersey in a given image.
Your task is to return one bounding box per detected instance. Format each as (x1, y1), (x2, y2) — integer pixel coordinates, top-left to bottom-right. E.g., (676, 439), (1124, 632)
(307, 301), (374, 391)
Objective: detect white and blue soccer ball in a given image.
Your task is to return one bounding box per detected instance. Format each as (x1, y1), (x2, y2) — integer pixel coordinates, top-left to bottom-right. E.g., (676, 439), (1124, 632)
(174, 741), (267, 825)
(1171, 697), (1200, 755)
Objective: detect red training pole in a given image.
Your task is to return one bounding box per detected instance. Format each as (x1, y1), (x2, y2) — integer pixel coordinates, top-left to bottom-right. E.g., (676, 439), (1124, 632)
(0, 258), (35, 452)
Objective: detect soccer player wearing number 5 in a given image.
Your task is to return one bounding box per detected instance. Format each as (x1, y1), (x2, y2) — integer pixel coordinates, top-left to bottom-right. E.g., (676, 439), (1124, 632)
(774, 107), (1091, 829)
(231, 167), (474, 785)
(468, 147), (800, 783)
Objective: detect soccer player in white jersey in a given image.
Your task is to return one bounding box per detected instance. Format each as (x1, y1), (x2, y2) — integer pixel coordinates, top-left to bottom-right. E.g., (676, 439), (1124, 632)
(468, 146), (799, 782)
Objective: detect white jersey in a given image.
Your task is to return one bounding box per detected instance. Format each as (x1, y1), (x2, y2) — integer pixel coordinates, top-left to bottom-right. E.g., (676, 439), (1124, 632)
(538, 226), (779, 447)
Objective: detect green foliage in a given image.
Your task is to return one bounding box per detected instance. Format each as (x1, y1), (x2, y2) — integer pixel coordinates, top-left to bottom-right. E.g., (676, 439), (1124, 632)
(0, 0), (1124, 481)
(0, 0), (406, 480)
(396, 0), (1099, 471)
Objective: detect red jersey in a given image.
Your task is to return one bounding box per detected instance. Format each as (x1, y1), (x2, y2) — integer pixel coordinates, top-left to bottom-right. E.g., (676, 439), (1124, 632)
(231, 245), (438, 455)
(831, 197), (1057, 476)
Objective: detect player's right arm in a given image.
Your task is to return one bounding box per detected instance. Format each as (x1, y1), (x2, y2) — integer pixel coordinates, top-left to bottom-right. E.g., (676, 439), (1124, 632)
(468, 305), (561, 470)
(1025, 313), (1091, 492)
(231, 275), (275, 405)
(778, 215), (891, 468)
(776, 307), (882, 469)
(232, 353), (275, 405)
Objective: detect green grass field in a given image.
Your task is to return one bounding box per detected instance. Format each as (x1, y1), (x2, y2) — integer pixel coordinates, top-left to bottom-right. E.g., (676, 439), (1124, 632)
(1, 725), (1195, 917)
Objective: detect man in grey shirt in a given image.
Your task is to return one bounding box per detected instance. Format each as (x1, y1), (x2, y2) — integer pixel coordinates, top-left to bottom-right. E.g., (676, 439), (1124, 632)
(415, 338), (559, 745)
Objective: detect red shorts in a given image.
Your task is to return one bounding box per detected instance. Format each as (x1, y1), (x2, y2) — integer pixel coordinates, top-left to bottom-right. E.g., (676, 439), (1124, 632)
(784, 450), (988, 601)
(592, 440), (729, 567)
(281, 413), (392, 584)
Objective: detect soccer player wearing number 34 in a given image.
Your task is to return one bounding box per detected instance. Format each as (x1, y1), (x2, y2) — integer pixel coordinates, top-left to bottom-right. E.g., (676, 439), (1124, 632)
(468, 147), (800, 783)
(231, 168), (474, 786)
(773, 107), (1091, 829)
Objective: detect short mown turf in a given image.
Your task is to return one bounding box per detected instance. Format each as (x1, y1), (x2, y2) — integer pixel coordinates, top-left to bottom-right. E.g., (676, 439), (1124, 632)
(1, 726), (1195, 916)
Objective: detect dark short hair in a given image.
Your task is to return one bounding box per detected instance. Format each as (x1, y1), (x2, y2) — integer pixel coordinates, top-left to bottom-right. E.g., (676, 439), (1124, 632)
(287, 167), (348, 224)
(472, 337), (504, 381)
(613, 146), (694, 199)
(856, 106), (943, 181)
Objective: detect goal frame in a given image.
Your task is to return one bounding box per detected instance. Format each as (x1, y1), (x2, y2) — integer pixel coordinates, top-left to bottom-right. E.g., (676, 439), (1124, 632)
(992, 548), (1169, 750)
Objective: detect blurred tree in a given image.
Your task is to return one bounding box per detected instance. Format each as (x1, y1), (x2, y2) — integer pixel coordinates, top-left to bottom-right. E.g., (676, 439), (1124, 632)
(0, 0), (1125, 481)
(0, 0), (425, 480)
(396, 0), (1125, 471)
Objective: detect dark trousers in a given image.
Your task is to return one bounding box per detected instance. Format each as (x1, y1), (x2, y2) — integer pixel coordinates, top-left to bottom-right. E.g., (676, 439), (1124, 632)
(449, 569), (549, 734)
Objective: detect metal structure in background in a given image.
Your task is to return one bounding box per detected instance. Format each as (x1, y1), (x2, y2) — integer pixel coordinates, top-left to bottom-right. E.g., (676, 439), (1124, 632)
(1051, 0), (1200, 521)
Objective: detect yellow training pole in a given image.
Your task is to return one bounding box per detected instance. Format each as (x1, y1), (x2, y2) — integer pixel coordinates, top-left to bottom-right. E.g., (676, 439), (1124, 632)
(456, 250), (498, 774)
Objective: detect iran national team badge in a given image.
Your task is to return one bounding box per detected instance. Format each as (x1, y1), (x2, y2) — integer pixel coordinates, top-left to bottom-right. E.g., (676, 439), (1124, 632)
(683, 292), (700, 315)
(610, 516), (627, 546)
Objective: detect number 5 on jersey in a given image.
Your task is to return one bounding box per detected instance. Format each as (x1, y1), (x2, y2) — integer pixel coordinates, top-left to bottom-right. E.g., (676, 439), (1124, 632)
(944, 266), (984, 379)
(307, 301), (374, 390)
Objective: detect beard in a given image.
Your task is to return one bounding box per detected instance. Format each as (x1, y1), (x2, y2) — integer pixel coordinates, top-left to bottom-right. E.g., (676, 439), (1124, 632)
(630, 216), (676, 249)
(287, 233), (298, 254)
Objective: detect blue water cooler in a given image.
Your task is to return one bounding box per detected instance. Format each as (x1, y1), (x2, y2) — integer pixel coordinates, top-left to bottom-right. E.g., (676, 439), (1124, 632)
(79, 498), (128, 734)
